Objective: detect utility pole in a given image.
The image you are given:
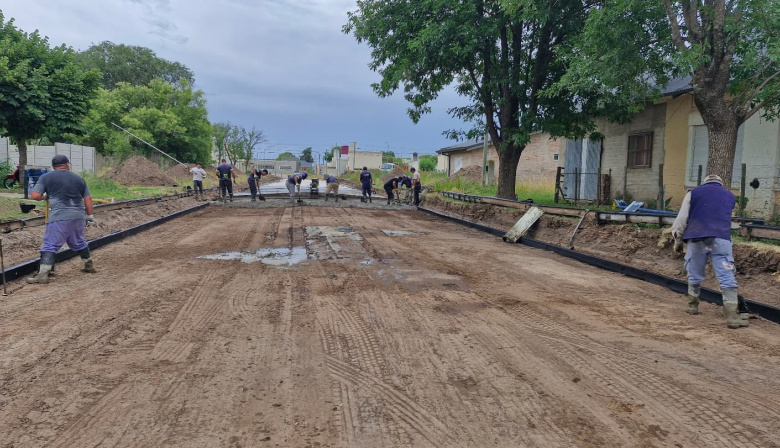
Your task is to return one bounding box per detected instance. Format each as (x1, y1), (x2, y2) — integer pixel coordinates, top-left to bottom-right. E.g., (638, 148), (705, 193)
(481, 131), (489, 186)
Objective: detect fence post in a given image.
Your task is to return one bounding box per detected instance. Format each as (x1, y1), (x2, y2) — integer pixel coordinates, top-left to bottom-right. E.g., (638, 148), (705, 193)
(574, 167), (579, 206)
(697, 165), (703, 186)
(739, 163), (747, 217)
(597, 169), (602, 206)
(554, 166), (562, 204)
(622, 168), (627, 201)
(657, 163), (664, 211)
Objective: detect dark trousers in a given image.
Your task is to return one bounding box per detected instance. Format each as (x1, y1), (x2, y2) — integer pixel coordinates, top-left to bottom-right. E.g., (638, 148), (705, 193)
(219, 179), (233, 197)
(193, 180), (203, 194)
(384, 185), (394, 201)
(248, 179), (257, 199)
(362, 186), (372, 198)
(413, 184), (421, 205)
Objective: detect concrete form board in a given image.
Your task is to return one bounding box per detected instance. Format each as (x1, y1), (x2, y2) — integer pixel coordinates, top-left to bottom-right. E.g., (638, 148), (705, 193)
(504, 206), (544, 243)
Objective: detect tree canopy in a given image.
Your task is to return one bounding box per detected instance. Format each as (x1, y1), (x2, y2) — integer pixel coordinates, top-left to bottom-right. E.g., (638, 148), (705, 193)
(69, 79), (212, 163)
(0, 12), (101, 196)
(76, 41), (194, 90)
(301, 147), (314, 163)
(419, 154), (437, 171)
(276, 151), (297, 161)
(212, 122), (266, 168)
(345, 0), (593, 198)
(557, 0), (780, 186)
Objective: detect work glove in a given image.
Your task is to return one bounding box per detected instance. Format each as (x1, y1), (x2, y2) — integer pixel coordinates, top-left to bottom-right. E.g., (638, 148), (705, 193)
(85, 215), (96, 226)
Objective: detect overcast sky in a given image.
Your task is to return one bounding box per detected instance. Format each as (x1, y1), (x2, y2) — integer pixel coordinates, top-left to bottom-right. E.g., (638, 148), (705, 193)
(2, 0), (468, 160)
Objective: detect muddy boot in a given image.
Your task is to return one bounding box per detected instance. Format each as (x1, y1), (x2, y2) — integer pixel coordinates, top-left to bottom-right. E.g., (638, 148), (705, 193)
(229, 194), (233, 203)
(81, 258), (97, 273)
(686, 284), (701, 315)
(723, 289), (748, 329)
(369, 196), (372, 203)
(325, 195), (328, 201)
(27, 264), (52, 284)
(27, 252), (55, 284)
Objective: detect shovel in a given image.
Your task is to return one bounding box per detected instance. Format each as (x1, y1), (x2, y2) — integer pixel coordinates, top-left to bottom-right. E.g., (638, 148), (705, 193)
(296, 188), (303, 203)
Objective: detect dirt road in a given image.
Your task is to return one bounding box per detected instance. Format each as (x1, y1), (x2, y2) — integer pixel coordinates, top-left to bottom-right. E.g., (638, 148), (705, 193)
(1, 206), (779, 447)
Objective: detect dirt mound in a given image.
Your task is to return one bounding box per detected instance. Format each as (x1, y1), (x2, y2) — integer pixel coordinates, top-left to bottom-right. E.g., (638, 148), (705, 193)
(167, 163), (195, 179)
(106, 157), (177, 187)
(452, 165), (483, 183)
(381, 167), (406, 183)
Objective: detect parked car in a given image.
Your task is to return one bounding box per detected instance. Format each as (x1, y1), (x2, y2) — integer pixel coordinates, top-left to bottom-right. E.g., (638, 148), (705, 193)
(380, 163), (396, 172)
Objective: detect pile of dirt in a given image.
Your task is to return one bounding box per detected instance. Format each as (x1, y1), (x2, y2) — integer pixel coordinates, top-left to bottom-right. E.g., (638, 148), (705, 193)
(381, 167), (406, 183)
(452, 165), (483, 183)
(106, 157), (177, 187)
(167, 163), (195, 179)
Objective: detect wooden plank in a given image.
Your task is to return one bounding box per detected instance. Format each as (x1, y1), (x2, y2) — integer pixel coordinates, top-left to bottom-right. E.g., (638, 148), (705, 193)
(504, 206), (544, 243)
(740, 225), (780, 241)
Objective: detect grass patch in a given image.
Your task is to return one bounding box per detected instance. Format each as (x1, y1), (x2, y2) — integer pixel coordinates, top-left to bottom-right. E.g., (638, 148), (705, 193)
(0, 196), (39, 221)
(83, 173), (178, 201)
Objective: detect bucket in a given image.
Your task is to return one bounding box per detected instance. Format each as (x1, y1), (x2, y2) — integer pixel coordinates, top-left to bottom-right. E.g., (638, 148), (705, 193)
(20, 203), (36, 213)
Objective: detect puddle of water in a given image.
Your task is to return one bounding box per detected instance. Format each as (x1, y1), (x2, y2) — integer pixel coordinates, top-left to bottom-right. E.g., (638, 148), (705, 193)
(382, 229), (419, 237)
(198, 246), (308, 267)
(306, 226), (363, 241)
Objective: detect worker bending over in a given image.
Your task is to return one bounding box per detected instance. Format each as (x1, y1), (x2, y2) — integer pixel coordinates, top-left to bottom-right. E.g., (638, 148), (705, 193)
(671, 174), (748, 328)
(323, 174), (340, 202)
(287, 172), (307, 203)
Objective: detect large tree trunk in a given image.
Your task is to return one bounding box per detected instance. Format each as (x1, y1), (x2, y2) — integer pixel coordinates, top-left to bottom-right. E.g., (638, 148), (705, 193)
(693, 93), (740, 187)
(496, 145), (523, 199)
(18, 138), (28, 199)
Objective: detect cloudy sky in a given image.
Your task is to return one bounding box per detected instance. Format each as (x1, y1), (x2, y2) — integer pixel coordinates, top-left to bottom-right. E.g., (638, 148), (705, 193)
(2, 0), (468, 160)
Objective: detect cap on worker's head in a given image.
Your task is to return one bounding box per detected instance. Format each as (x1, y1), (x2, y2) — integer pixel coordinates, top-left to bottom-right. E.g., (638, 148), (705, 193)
(221, 158), (226, 163)
(51, 154), (69, 167)
(703, 174), (723, 185)
(196, 162), (203, 166)
(411, 167), (416, 172)
(362, 166), (367, 170)
(301, 172), (308, 179)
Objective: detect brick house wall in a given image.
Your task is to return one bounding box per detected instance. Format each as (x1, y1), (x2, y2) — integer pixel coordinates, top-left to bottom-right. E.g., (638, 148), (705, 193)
(445, 133), (562, 184)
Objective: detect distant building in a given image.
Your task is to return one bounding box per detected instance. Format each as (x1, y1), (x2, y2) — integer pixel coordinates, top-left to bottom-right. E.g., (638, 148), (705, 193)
(323, 142), (382, 175)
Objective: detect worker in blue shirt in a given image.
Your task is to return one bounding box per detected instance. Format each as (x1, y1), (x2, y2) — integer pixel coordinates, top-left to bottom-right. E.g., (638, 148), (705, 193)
(360, 167), (373, 203)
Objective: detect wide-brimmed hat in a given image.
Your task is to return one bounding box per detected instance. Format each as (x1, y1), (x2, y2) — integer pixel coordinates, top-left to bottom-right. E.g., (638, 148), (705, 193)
(703, 174), (723, 184)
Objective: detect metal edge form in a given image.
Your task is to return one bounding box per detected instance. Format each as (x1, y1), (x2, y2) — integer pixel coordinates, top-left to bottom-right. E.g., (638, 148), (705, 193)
(2, 203), (210, 284)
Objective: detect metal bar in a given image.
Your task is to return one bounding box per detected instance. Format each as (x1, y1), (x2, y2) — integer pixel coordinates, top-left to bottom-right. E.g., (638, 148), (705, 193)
(1, 203), (209, 284)
(417, 206), (780, 325)
(739, 224), (780, 241)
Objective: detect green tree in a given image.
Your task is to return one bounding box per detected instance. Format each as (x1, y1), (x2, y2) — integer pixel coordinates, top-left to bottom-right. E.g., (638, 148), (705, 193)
(0, 12), (101, 197)
(301, 147), (314, 163)
(276, 151), (297, 160)
(70, 79), (212, 163)
(324, 147), (337, 162)
(345, 0), (593, 198)
(557, 0), (780, 186)
(76, 41), (194, 90)
(382, 150), (396, 163)
(419, 155), (437, 171)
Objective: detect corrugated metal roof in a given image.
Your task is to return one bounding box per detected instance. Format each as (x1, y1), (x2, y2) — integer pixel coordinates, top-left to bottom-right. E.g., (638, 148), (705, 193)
(436, 140), (486, 154)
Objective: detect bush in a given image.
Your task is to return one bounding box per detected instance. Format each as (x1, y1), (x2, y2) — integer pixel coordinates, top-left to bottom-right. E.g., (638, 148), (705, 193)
(0, 159), (13, 177)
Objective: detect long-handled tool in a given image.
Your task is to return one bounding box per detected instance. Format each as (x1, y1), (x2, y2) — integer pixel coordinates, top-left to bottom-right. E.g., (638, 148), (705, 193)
(297, 186), (303, 203)
(1, 239), (8, 296)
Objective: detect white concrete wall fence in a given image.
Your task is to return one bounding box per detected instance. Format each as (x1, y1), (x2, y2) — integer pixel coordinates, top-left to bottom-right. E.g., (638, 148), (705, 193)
(1, 138), (96, 173)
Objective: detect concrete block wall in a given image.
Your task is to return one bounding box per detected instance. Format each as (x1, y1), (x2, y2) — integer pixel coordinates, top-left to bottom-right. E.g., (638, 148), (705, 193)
(596, 103), (667, 203)
(448, 133), (561, 184)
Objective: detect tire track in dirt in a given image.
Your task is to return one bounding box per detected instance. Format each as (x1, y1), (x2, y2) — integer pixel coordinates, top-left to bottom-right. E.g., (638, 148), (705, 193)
(150, 216), (260, 363)
(470, 303), (776, 447)
(46, 212), (266, 447)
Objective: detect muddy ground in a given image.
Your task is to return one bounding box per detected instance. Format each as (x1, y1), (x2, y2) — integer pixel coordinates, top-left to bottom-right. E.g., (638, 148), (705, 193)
(1, 205), (779, 447)
(422, 195), (780, 310)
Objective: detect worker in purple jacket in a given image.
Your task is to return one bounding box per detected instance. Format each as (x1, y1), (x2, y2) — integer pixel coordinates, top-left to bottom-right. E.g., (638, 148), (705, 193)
(671, 174), (747, 328)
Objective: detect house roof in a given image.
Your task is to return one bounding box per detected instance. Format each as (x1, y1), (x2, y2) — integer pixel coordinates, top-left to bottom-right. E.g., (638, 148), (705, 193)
(437, 140), (486, 154)
(660, 75), (693, 97)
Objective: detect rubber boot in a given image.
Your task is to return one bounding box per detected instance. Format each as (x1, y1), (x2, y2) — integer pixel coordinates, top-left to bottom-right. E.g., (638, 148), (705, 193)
(229, 194), (233, 203)
(369, 196), (372, 203)
(82, 258), (97, 273)
(723, 289), (748, 329)
(686, 284), (700, 315)
(27, 264), (52, 284)
(325, 194), (328, 201)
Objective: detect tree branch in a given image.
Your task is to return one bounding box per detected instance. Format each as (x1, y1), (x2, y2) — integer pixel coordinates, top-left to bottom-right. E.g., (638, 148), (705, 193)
(663, 0), (688, 51)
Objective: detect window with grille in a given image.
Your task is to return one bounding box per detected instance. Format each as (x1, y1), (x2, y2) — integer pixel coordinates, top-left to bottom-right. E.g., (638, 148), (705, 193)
(627, 133), (653, 168)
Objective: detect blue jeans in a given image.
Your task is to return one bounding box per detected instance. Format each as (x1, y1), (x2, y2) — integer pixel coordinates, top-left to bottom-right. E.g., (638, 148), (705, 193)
(41, 219), (88, 253)
(685, 238), (737, 290)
